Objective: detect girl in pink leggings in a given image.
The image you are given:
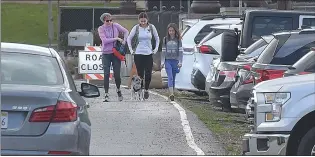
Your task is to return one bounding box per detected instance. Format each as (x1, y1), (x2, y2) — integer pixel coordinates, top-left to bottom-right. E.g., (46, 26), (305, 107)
(161, 23), (183, 101)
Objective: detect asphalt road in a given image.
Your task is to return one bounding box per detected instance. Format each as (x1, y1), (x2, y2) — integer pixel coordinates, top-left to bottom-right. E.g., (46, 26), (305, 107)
(76, 81), (226, 155)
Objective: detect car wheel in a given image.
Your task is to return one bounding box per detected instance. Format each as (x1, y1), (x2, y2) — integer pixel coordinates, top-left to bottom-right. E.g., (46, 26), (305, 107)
(297, 127), (315, 155)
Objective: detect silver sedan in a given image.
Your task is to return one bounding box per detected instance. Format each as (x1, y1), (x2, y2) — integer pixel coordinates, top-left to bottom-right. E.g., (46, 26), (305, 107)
(1, 42), (100, 155)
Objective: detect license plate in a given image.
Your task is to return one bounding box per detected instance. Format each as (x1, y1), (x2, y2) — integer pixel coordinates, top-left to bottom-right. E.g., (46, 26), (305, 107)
(1, 112), (8, 129)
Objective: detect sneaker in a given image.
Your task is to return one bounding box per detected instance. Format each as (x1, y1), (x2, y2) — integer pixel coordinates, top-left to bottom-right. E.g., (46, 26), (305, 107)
(117, 90), (123, 101)
(104, 94), (109, 102)
(169, 95), (175, 101)
(144, 90), (149, 99)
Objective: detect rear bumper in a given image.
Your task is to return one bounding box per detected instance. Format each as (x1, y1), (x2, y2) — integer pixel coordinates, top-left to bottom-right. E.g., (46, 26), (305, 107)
(1, 121), (90, 155)
(191, 69), (206, 90)
(242, 133), (290, 155)
(230, 83), (252, 108)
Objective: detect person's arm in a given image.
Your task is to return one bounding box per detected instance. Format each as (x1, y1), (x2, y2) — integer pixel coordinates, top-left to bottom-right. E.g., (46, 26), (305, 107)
(115, 23), (129, 42)
(98, 26), (116, 44)
(161, 37), (166, 66)
(151, 25), (160, 52)
(178, 39), (184, 65)
(127, 25), (137, 52)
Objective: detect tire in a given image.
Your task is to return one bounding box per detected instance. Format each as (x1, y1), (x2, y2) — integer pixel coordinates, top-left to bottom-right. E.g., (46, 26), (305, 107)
(221, 31), (239, 62)
(297, 127), (315, 155)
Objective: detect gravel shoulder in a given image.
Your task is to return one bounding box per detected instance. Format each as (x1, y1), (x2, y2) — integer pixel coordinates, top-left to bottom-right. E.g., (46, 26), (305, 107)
(151, 88), (250, 155)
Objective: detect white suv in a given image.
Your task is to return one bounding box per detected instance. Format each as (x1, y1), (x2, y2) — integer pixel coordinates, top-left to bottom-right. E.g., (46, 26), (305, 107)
(174, 17), (242, 92)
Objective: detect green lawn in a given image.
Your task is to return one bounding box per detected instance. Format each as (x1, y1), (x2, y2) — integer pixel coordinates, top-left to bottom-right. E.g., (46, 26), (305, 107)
(1, 2), (120, 45)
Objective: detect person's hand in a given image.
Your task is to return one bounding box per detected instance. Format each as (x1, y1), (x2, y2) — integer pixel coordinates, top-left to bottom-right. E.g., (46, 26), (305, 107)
(153, 49), (158, 54)
(178, 63), (182, 68)
(116, 37), (123, 43)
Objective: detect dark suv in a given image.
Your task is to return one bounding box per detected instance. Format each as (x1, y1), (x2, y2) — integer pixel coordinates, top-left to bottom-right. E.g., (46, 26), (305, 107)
(230, 29), (315, 109)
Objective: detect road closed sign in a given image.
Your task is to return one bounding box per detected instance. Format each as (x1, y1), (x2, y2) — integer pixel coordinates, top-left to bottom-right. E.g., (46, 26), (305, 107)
(78, 51), (112, 74)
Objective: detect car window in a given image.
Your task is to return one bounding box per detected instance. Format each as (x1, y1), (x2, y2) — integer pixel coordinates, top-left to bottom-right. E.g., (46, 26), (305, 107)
(60, 57), (78, 92)
(271, 36), (315, 65)
(251, 16), (293, 42)
(1, 52), (64, 85)
(194, 24), (214, 44)
(303, 18), (315, 27)
(181, 26), (191, 37)
(199, 29), (223, 45)
(243, 38), (268, 55)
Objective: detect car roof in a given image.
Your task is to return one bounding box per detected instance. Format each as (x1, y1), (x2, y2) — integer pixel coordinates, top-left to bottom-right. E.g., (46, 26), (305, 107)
(272, 28), (315, 37)
(1, 42), (54, 57)
(246, 9), (315, 15)
(211, 24), (242, 30)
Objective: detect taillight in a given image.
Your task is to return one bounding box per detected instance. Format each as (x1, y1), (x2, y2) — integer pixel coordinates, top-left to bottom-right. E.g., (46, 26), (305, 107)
(242, 64), (252, 71)
(29, 101), (77, 122)
(200, 45), (210, 54)
(219, 70), (236, 81)
(255, 69), (285, 83)
(199, 45), (219, 55)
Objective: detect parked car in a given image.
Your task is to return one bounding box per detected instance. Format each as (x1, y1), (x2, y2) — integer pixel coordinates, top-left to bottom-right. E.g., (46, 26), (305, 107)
(205, 36), (273, 106)
(174, 17), (242, 92)
(191, 24), (242, 92)
(283, 47), (315, 77)
(243, 73), (315, 155)
(1, 42), (100, 155)
(231, 28), (315, 109)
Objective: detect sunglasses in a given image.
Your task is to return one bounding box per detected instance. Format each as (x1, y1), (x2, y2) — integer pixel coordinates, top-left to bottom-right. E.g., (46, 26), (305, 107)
(105, 19), (112, 22)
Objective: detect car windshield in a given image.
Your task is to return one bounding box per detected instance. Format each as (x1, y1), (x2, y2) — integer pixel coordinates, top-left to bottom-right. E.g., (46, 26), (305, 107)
(1, 52), (64, 85)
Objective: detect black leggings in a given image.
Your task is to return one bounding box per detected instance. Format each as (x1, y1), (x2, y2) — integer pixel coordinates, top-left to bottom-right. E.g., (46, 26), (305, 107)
(102, 53), (121, 93)
(134, 54), (153, 90)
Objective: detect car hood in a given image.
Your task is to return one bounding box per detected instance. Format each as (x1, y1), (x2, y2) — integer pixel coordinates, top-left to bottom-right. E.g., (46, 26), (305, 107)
(254, 73), (315, 93)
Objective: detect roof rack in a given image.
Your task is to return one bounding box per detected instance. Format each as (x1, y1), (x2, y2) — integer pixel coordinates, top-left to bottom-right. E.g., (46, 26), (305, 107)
(200, 14), (241, 20)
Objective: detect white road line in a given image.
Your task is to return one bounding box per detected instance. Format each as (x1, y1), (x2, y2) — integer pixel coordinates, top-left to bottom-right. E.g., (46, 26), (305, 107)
(114, 84), (205, 155)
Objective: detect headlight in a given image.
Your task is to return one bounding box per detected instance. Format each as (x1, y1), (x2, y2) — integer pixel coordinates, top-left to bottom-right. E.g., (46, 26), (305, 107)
(264, 92), (290, 104)
(264, 92), (290, 122)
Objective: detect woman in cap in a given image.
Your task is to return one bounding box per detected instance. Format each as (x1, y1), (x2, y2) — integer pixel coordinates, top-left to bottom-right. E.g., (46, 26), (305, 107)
(98, 13), (129, 102)
(127, 12), (160, 100)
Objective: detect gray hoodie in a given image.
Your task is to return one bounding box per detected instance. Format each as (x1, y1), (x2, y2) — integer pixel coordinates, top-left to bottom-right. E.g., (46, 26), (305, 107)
(161, 37), (184, 65)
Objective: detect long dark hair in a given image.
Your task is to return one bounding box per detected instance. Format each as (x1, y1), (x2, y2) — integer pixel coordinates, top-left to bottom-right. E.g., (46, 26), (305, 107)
(138, 12), (149, 25)
(166, 23), (182, 40)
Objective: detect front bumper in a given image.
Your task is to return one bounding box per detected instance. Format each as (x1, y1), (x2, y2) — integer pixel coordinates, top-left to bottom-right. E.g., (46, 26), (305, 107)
(191, 69), (206, 90)
(242, 133), (290, 155)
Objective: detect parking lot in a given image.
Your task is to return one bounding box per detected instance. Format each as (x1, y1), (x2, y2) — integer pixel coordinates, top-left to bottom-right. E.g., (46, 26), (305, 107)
(2, 0), (315, 156)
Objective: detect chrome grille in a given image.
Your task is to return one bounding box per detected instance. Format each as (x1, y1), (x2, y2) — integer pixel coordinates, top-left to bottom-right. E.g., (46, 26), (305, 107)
(246, 93), (256, 133)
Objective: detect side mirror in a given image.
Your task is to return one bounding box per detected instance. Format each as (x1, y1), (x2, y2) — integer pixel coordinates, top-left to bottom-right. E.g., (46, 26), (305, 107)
(79, 83), (100, 98)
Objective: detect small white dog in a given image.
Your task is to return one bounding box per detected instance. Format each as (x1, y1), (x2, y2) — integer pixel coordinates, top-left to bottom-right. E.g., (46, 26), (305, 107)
(130, 75), (144, 101)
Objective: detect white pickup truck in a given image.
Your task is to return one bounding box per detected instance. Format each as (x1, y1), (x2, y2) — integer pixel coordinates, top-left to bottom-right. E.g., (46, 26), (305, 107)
(242, 73), (315, 155)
